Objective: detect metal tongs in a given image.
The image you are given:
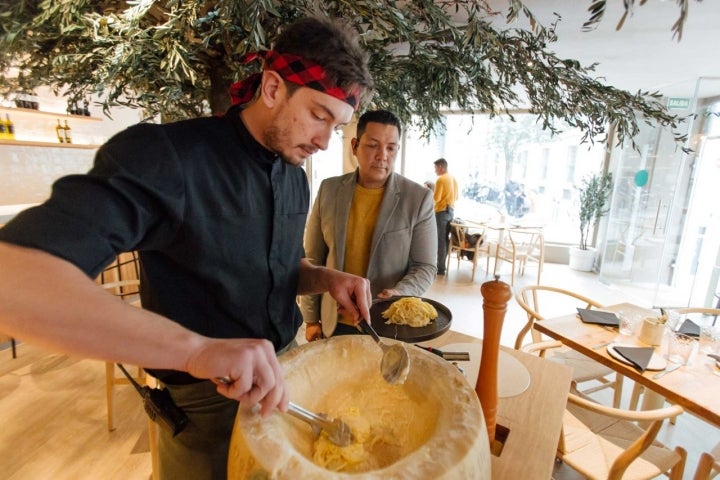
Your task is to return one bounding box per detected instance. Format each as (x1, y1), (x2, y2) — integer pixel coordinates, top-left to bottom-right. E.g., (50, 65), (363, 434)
(215, 376), (354, 446)
(286, 402), (354, 446)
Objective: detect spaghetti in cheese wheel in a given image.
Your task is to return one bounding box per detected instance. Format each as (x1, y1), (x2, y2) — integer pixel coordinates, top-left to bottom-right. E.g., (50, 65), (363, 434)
(381, 297), (438, 327)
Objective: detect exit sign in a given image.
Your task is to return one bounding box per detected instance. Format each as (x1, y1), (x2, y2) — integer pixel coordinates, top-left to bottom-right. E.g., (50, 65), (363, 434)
(667, 97), (691, 110)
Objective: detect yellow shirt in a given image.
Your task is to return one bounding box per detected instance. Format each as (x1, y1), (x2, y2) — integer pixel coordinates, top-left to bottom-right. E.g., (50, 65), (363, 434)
(344, 184), (385, 277)
(434, 173), (458, 212)
(340, 184), (384, 324)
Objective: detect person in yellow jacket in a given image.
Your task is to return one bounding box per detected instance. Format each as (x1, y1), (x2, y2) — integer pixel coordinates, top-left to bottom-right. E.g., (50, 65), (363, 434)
(433, 158), (459, 275)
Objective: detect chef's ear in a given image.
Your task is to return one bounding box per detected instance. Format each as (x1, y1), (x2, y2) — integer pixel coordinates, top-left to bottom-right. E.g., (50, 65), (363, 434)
(351, 137), (358, 155)
(259, 70), (285, 108)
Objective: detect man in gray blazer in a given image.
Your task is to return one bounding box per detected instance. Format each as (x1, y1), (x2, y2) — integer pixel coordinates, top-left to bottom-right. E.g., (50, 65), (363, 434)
(301, 110), (437, 340)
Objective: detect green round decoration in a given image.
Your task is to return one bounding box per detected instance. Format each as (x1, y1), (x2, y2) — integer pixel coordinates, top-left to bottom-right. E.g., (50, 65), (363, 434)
(634, 169), (649, 187)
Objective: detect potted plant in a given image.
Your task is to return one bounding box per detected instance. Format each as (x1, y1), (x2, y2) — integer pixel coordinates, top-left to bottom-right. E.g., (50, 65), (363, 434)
(568, 172), (613, 271)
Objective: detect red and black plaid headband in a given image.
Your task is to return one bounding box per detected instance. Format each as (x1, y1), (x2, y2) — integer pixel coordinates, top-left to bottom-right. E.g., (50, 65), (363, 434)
(228, 50), (360, 110)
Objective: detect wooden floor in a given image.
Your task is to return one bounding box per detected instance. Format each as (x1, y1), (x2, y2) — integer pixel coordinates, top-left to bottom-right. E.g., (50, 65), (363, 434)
(0, 261), (716, 479)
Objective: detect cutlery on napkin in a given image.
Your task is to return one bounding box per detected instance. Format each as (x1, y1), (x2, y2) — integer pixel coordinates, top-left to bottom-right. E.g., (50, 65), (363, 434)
(613, 346), (654, 372)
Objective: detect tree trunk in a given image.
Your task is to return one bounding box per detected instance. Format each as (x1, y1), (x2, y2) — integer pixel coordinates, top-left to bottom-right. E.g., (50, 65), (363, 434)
(208, 60), (233, 115)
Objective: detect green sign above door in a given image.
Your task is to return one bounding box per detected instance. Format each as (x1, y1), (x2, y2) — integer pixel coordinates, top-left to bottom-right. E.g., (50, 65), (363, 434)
(667, 97), (691, 110)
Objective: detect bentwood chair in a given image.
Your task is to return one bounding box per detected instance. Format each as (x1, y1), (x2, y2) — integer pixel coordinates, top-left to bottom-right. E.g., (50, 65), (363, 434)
(694, 441), (720, 480)
(96, 251), (145, 432)
(493, 227), (544, 286)
(447, 221), (492, 281)
(561, 388), (686, 479)
(515, 285), (624, 408)
(522, 342), (687, 480)
(96, 251), (160, 479)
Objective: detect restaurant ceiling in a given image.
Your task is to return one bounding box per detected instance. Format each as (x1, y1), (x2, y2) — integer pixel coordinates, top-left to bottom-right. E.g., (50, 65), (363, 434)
(484, 0), (720, 100)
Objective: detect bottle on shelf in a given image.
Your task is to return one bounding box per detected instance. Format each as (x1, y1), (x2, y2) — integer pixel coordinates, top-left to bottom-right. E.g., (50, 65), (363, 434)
(4, 114), (15, 140)
(0, 116), (7, 139)
(83, 98), (90, 116)
(63, 120), (72, 143)
(56, 119), (65, 143)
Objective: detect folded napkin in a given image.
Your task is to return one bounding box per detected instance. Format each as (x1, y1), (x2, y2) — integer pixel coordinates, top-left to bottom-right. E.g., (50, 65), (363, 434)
(677, 319), (700, 337)
(613, 346), (654, 372)
(576, 308), (620, 327)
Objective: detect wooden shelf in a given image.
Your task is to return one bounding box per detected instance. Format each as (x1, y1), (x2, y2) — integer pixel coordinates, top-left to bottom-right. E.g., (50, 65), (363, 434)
(0, 139), (100, 149)
(0, 105), (102, 122)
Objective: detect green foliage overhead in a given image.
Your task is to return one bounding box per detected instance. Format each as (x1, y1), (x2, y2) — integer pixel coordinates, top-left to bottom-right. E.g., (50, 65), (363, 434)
(582, 0), (700, 41)
(0, 0), (688, 149)
(577, 171), (613, 250)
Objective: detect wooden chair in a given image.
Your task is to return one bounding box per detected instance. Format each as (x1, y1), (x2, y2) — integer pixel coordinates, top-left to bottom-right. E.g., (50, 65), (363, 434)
(522, 342), (687, 480)
(96, 251), (145, 432)
(562, 389), (686, 479)
(515, 285), (624, 408)
(694, 441), (720, 480)
(447, 221), (492, 281)
(493, 227), (544, 285)
(629, 307), (720, 413)
(96, 251), (160, 480)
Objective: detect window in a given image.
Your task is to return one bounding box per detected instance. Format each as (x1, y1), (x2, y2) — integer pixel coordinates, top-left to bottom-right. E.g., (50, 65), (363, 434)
(402, 113), (605, 244)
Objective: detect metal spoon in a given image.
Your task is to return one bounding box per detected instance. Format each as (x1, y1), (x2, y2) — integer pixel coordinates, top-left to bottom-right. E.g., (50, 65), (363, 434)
(214, 376), (354, 446)
(358, 318), (410, 385)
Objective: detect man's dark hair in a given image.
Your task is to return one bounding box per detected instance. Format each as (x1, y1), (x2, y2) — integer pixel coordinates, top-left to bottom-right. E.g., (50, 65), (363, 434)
(274, 17), (374, 106)
(356, 110), (402, 140)
(434, 158), (448, 169)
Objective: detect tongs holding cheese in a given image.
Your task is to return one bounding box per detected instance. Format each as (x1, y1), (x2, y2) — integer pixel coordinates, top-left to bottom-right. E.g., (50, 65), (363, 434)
(215, 376), (354, 446)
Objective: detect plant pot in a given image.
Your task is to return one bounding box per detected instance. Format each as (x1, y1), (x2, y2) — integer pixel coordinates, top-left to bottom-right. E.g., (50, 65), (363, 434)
(568, 246), (596, 272)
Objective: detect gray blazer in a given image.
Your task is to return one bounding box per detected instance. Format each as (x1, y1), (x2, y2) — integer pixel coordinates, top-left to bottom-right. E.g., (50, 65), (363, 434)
(300, 170), (437, 336)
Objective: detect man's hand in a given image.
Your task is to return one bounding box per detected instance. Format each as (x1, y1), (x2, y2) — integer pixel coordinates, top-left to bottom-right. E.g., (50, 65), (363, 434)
(298, 258), (372, 326)
(327, 270), (372, 326)
(377, 288), (400, 299)
(185, 338), (288, 416)
(305, 323), (323, 342)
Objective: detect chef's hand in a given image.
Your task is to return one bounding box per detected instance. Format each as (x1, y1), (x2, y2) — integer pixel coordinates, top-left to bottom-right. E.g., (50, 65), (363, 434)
(305, 322), (323, 342)
(328, 271), (372, 326)
(377, 288), (400, 299)
(185, 337), (288, 416)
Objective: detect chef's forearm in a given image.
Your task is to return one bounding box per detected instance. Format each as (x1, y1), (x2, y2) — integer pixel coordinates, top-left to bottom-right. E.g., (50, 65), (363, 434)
(0, 242), (204, 370)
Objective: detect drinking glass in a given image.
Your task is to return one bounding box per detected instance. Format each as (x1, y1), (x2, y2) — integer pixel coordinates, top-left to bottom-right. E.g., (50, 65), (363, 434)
(618, 310), (640, 336)
(699, 325), (720, 354)
(667, 332), (696, 366)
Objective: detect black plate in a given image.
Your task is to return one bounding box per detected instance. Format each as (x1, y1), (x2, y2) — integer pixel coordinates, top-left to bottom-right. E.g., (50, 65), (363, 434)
(369, 296), (452, 342)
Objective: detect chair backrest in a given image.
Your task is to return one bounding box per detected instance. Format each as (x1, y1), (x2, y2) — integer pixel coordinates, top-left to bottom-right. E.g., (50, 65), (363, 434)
(508, 227), (543, 257)
(561, 391), (685, 480)
(514, 285), (603, 350)
(449, 221), (467, 249)
(673, 307), (720, 316)
(97, 251), (140, 300)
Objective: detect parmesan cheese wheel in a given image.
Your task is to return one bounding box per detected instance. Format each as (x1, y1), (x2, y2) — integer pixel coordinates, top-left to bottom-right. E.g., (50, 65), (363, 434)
(228, 335), (491, 479)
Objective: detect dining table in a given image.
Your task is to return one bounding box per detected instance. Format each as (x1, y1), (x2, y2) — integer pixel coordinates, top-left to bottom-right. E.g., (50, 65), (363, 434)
(418, 328), (572, 480)
(532, 302), (720, 428)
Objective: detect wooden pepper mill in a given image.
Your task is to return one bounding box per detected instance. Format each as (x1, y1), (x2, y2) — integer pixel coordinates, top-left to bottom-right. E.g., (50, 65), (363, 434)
(475, 275), (512, 448)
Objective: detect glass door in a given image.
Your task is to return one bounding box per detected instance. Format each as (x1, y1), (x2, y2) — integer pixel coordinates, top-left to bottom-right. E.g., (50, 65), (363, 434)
(600, 77), (720, 308)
